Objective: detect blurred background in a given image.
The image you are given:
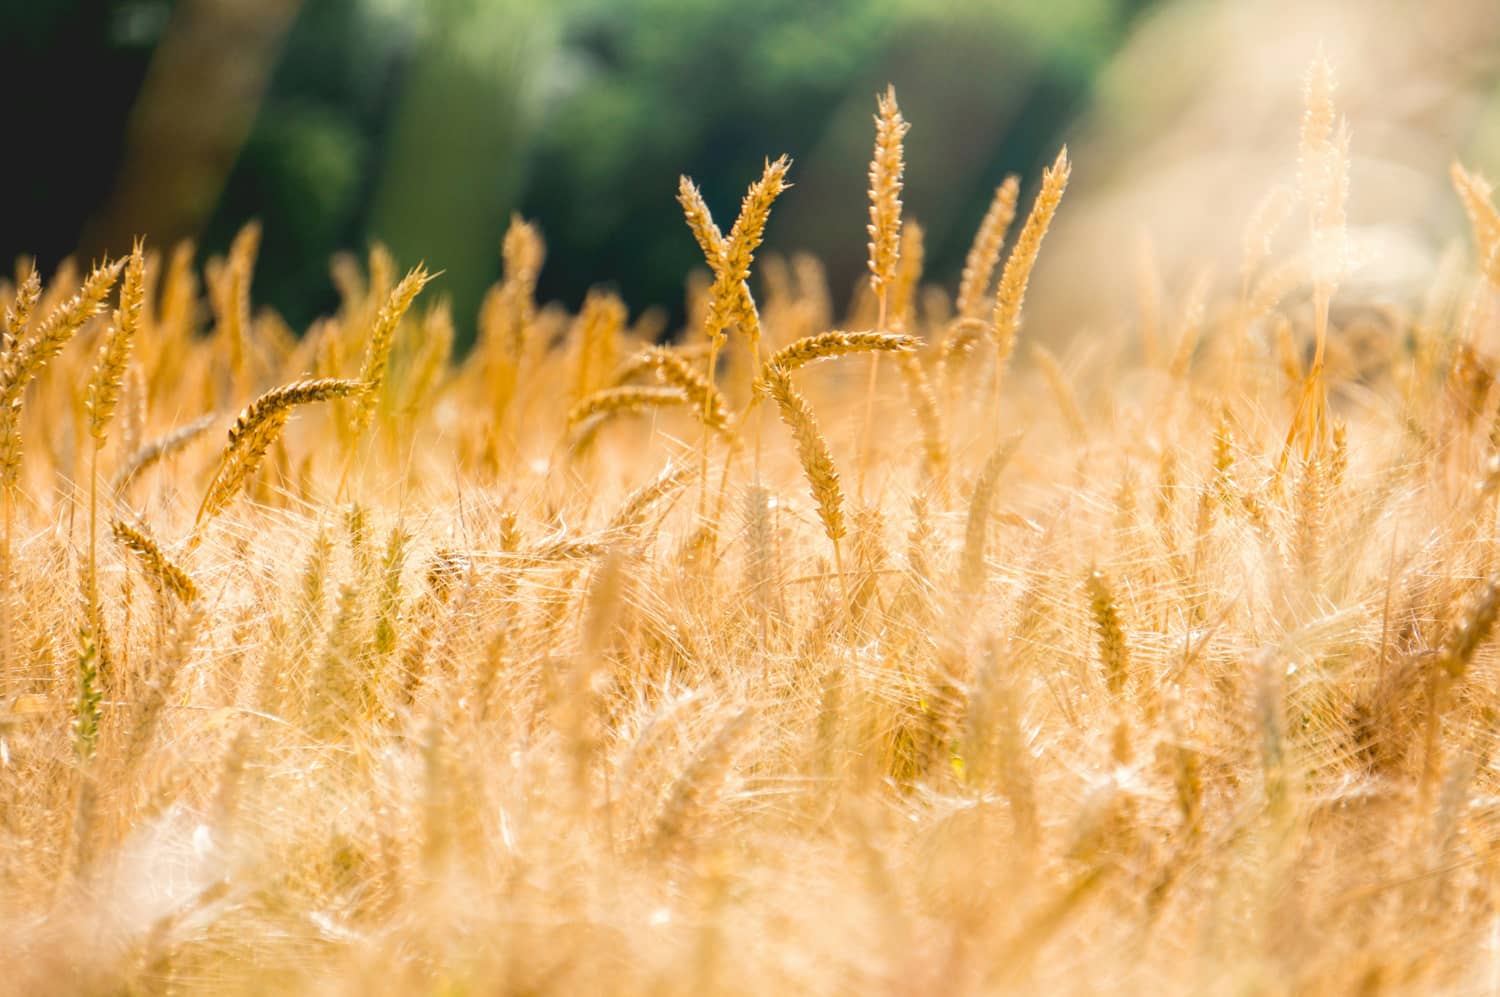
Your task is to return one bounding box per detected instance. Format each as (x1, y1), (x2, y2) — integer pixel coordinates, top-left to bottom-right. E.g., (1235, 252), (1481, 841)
(6, 0), (1500, 345)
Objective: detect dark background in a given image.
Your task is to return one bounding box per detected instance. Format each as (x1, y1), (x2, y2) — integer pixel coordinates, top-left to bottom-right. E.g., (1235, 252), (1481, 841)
(5, 0), (1158, 342)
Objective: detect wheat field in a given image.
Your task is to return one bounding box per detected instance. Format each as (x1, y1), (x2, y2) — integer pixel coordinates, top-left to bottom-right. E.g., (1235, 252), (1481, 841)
(2, 63), (1499, 994)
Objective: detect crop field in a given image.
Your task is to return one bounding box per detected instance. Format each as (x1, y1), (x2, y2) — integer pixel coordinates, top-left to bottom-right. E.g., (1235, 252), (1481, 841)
(3, 63), (1500, 993)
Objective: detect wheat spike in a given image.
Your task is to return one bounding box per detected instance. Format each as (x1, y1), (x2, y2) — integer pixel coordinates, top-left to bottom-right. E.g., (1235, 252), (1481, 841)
(156, 240), (198, 347)
(958, 177), (1021, 320)
(1299, 55), (1336, 217)
(123, 601), (202, 773)
(760, 365), (844, 546)
(112, 518), (199, 604)
(1, 263), (40, 361)
(992, 148), (1070, 379)
(568, 385), (690, 428)
(610, 461), (696, 533)
(763, 330), (918, 376)
(867, 84), (910, 299)
(1031, 344), (1087, 441)
(0, 258), (122, 489)
(353, 264), (433, 437)
(2, 257), (121, 397)
(897, 352), (947, 483)
(683, 157), (792, 347)
(890, 218), (924, 328)
(86, 239), (146, 446)
(651, 708), (753, 856)
(571, 290), (628, 402)
(72, 576), (104, 764)
(1240, 186), (1295, 292)
(481, 215), (545, 361)
(1086, 568), (1131, 697)
(959, 433), (1023, 596)
(1438, 577), (1500, 682)
(724, 157), (792, 300)
(113, 412), (220, 494)
(502, 214), (545, 299)
(1452, 163), (1500, 270)
(219, 222), (261, 392)
(677, 176), (727, 269)
(195, 378), (361, 534)
(403, 298), (454, 415)
(723, 155), (793, 341)
(638, 346), (730, 430)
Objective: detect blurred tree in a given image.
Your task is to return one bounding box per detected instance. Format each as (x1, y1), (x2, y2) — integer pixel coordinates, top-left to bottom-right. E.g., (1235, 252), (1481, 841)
(525, 0), (1143, 331)
(7, 0), (1154, 339)
(200, 0), (412, 329)
(88, 0), (303, 264)
(366, 0), (559, 338)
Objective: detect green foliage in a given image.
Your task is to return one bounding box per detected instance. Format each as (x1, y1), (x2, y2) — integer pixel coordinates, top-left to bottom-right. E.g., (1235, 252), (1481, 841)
(198, 0), (1146, 337)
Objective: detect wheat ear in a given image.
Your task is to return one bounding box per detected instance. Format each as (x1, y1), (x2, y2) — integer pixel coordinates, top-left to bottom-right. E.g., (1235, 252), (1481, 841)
(651, 708), (753, 857)
(219, 222), (260, 396)
(760, 365), (846, 602)
(0, 258), (122, 489)
(958, 177), (1021, 320)
(85, 241), (149, 609)
(568, 385), (690, 427)
(610, 461), (696, 533)
(867, 84), (909, 305)
(860, 86), (909, 497)
(992, 148), (1070, 415)
(113, 412), (220, 494)
(722, 155), (793, 344)
(679, 157), (791, 507)
(677, 176), (727, 281)
(1452, 163), (1500, 270)
(86, 240), (146, 447)
(1086, 568), (1131, 697)
(639, 346), (730, 430)
(1422, 576), (1500, 805)
(352, 264), (433, 438)
(1, 263), (40, 361)
(1281, 56), (1350, 469)
(959, 433), (1023, 597)
(897, 352), (948, 487)
(763, 330), (918, 377)
(112, 518), (199, 604)
(501, 214), (545, 317)
(194, 378), (361, 538)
